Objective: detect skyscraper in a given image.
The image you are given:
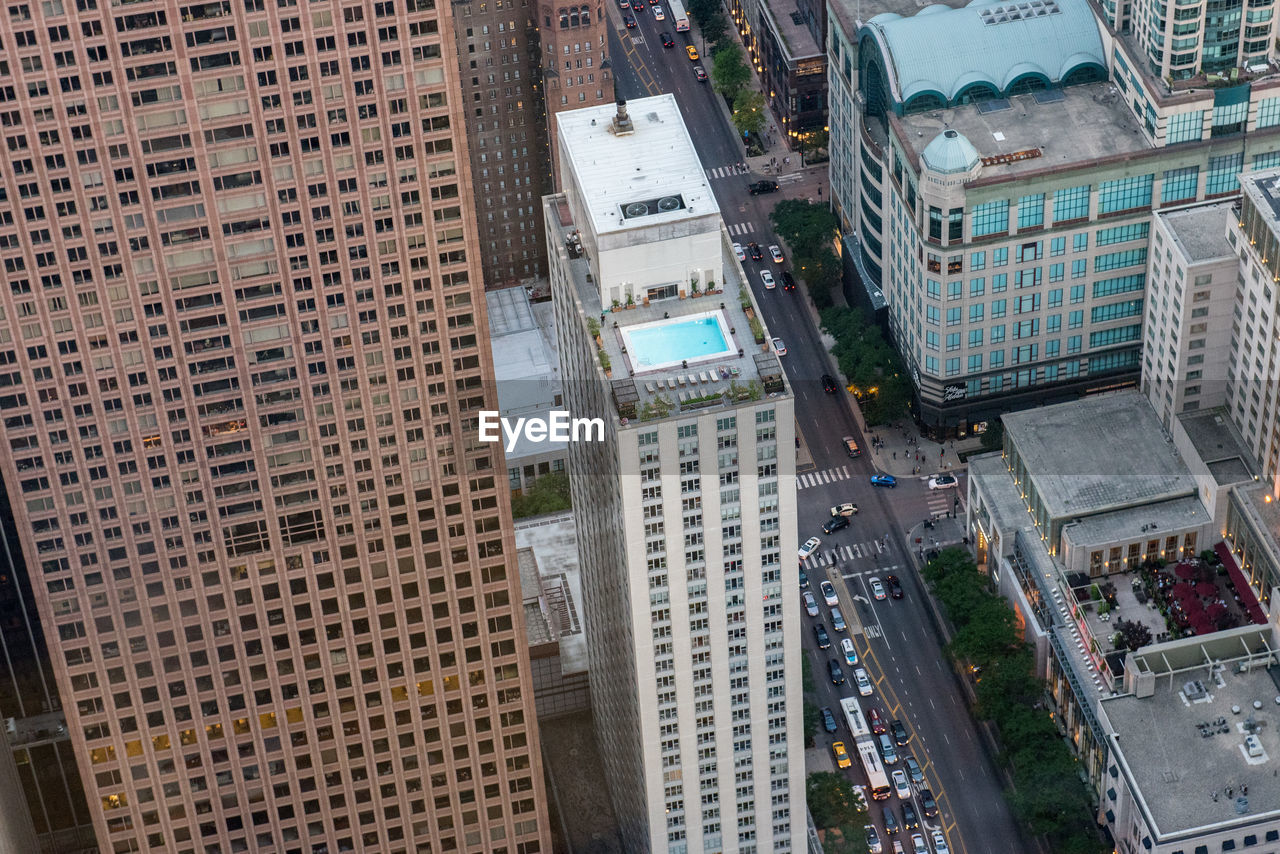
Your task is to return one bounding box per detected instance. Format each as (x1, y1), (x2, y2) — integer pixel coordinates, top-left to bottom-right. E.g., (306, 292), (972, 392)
(0, 3), (551, 853)
(544, 96), (805, 854)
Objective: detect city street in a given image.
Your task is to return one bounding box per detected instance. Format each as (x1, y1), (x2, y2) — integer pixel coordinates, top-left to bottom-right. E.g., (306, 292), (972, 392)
(607, 14), (1026, 853)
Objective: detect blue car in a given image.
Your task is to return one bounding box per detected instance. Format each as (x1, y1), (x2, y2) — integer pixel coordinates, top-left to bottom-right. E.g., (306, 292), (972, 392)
(870, 474), (897, 488)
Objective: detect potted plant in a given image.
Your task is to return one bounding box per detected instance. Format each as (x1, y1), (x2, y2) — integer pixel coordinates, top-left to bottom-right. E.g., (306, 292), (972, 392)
(598, 348), (612, 377)
(642, 295), (650, 307)
(611, 298), (621, 313)
(625, 294), (635, 309)
(691, 279), (701, 296)
(587, 317), (601, 347)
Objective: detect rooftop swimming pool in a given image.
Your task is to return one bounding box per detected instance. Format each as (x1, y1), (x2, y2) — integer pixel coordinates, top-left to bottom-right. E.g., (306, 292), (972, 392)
(621, 311), (734, 373)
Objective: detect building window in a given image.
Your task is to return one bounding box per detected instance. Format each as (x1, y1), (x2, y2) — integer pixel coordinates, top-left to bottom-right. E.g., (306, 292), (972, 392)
(1049, 236), (1065, 256)
(970, 251), (986, 270)
(1052, 184), (1091, 223)
(1098, 175), (1153, 214)
(971, 200), (1008, 237)
(1206, 153), (1243, 195)
(1161, 166), (1199, 204)
(1017, 193), (1045, 230)
(1167, 109), (1203, 143)
(1097, 222), (1150, 245)
(992, 273), (1007, 292)
(969, 278), (985, 297)
(993, 248), (1008, 267)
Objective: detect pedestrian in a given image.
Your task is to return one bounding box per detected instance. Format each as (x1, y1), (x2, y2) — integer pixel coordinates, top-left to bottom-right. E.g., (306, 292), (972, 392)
(892, 451), (896, 459)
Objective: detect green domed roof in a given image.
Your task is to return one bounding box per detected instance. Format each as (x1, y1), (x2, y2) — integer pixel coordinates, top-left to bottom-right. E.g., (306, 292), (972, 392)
(921, 130), (980, 173)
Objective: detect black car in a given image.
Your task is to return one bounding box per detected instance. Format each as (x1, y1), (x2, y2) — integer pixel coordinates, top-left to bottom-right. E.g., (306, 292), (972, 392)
(883, 809), (900, 836)
(822, 373), (838, 394)
(828, 659), (845, 685)
(901, 802), (920, 830)
(748, 241), (763, 261)
(749, 179), (780, 195)
(660, 31), (674, 46)
(821, 707), (838, 734)
(920, 789), (938, 818)
(623, 14), (636, 26)
(891, 718), (909, 746)
(813, 622), (830, 649)
(799, 567), (809, 589)
(781, 270), (796, 291)
(887, 574), (904, 599)
(822, 516), (849, 534)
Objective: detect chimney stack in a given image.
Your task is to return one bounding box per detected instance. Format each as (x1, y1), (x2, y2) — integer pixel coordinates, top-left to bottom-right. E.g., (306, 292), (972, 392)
(610, 98), (634, 136)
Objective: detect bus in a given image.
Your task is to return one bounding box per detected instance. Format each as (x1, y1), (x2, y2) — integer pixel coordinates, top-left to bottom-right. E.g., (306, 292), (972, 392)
(840, 696), (871, 740)
(854, 739), (892, 801)
(668, 0), (690, 31)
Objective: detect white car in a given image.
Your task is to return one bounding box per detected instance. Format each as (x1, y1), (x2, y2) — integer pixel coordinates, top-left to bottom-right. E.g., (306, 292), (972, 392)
(892, 769), (910, 800)
(869, 576), (887, 601)
(772, 337), (786, 355)
(769, 244), (783, 263)
(798, 536), (821, 560)
(652, 3), (665, 18)
(854, 667), (873, 697)
(841, 637), (858, 666)
(928, 474), (958, 490)
(760, 269), (775, 289)
(820, 579), (838, 606)
(803, 591), (819, 617)
(733, 242), (745, 261)
(931, 831), (950, 854)
(909, 834), (927, 854)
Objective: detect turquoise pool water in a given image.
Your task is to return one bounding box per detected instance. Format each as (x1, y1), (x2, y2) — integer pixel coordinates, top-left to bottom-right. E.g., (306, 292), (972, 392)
(624, 313), (732, 370)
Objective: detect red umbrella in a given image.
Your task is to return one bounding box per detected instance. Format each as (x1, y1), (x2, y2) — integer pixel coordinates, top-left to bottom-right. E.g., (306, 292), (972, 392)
(1195, 581), (1217, 598)
(1183, 597), (1205, 617)
(1176, 563), (1197, 579)
(1206, 602), (1228, 621)
(1194, 617), (1215, 635)
(1172, 581), (1195, 600)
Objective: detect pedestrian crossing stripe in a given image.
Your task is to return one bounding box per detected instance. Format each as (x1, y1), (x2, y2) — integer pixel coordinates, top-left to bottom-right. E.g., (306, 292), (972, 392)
(864, 626), (882, 638)
(802, 543), (891, 570)
(707, 165), (747, 179)
(796, 465), (851, 490)
(727, 222), (754, 236)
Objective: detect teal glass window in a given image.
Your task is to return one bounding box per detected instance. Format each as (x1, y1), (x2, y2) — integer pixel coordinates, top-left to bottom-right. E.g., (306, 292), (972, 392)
(924, 355), (938, 375)
(969, 278), (985, 297)
(946, 307), (961, 326)
(991, 300), (1006, 319)
(1096, 222), (1150, 245)
(970, 251), (986, 270)
(947, 281), (962, 300)
(1258, 99), (1280, 129)
(1098, 175), (1154, 214)
(1073, 233), (1088, 252)
(1094, 249), (1147, 272)
(1091, 299), (1144, 322)
(1047, 314), (1061, 332)
(967, 354), (983, 373)
(992, 274), (1007, 292)
(1089, 325), (1142, 347)
(1050, 237), (1065, 256)
(1017, 194), (1045, 229)
(968, 329), (983, 347)
(1071, 259), (1087, 278)
(1045, 339), (1060, 357)
(969, 304), (984, 323)
(1206, 153), (1243, 195)
(926, 305), (940, 325)
(1053, 185), (1091, 223)
(926, 280), (941, 299)
(925, 331), (939, 350)
(1068, 310), (1084, 328)
(1161, 166), (1199, 204)
(1070, 285), (1085, 303)
(1067, 335), (1082, 354)
(990, 350), (1005, 368)
(971, 200), (1009, 237)
(945, 357), (960, 377)
(1049, 263), (1064, 282)
(1167, 110), (1202, 143)
(1048, 288), (1063, 307)
(993, 248), (1008, 267)
(1089, 349), (1141, 372)
(946, 332), (960, 350)
(1092, 274), (1145, 297)
(990, 325), (1005, 343)
(1254, 151), (1280, 170)
(1014, 268), (1042, 289)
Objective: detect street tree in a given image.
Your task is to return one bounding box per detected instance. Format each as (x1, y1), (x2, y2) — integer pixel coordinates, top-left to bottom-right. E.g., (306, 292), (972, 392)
(711, 41), (751, 103)
(731, 89), (767, 138)
(699, 10), (729, 49)
(806, 772), (866, 830)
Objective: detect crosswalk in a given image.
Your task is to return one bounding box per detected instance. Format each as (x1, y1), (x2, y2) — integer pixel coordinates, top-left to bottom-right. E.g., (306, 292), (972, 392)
(802, 543), (888, 570)
(921, 479), (962, 518)
(706, 165), (748, 179)
(796, 465), (851, 490)
(727, 221), (755, 237)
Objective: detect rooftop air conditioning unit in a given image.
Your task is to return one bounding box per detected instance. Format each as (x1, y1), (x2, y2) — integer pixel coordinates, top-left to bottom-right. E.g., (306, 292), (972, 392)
(1245, 734), (1264, 757)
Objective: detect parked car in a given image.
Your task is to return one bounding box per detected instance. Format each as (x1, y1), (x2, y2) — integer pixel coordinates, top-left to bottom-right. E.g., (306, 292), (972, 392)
(920, 789), (938, 818)
(830, 606), (846, 632)
(887, 574), (904, 599)
(891, 718), (909, 746)
(828, 659), (845, 685)
(854, 667), (872, 696)
(929, 473), (958, 490)
(799, 567), (809, 588)
(692, 66), (707, 81)
(803, 591), (818, 617)
(822, 515), (849, 534)
(732, 242), (745, 261)
(685, 44), (699, 60)
(813, 622), (830, 649)
(866, 825), (883, 853)
(820, 579), (838, 606)
(830, 502), (858, 517)
(841, 636), (858, 666)
(909, 833), (927, 854)
(931, 830), (951, 854)
(843, 436), (862, 457)
(821, 707), (838, 734)
(798, 536), (821, 560)
(769, 244), (784, 263)
(871, 474), (898, 487)
(772, 337), (786, 356)
(749, 179), (779, 195)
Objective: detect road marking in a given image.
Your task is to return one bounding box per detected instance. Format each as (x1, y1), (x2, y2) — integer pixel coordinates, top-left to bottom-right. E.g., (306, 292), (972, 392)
(706, 165), (747, 179)
(796, 464), (851, 490)
(864, 625), (882, 638)
(726, 221), (754, 236)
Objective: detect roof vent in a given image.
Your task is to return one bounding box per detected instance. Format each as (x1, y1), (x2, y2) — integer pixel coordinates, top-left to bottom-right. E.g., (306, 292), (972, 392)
(944, 130), (958, 139)
(611, 99), (634, 136)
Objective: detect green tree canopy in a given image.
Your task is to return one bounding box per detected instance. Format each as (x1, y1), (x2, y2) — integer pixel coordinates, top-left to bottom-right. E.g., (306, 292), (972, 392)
(979, 416), (1004, 452)
(699, 10), (729, 48)
(711, 41), (751, 103)
(818, 305), (912, 425)
(948, 596), (1023, 667)
(731, 89), (767, 138)
(770, 199), (839, 259)
(806, 772), (867, 830)
(508, 471), (572, 519)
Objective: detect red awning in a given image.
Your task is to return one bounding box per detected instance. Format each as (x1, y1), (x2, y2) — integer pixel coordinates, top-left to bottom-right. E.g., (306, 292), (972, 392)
(1217, 542), (1268, 625)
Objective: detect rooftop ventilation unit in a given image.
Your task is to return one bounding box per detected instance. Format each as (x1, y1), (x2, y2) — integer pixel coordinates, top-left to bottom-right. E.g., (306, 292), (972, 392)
(610, 99), (634, 136)
(619, 194), (687, 220)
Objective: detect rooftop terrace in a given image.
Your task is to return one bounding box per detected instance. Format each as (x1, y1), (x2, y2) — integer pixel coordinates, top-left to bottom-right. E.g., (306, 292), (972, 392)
(544, 194), (787, 425)
(896, 82), (1148, 184)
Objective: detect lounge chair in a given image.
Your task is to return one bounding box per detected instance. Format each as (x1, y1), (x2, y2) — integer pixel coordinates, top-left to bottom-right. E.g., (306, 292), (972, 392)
(645, 382), (657, 394)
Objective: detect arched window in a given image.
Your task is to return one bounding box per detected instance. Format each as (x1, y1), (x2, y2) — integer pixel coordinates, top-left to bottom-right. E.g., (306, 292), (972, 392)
(580, 4), (590, 24)
(569, 7), (579, 25)
(559, 7), (569, 27)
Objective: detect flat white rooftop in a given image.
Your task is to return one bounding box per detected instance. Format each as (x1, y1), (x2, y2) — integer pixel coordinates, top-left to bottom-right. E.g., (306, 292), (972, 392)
(556, 94), (714, 237)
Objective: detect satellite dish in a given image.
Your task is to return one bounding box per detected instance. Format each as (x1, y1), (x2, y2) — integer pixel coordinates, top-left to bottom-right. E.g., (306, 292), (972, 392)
(625, 202), (649, 217)
(657, 196), (682, 212)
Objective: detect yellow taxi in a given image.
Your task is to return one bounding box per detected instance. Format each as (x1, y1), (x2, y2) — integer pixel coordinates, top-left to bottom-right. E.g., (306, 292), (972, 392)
(831, 741), (852, 769)
(686, 45), (699, 61)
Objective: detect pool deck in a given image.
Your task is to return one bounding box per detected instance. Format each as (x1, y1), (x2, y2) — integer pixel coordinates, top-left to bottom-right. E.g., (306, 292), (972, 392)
(548, 192), (787, 423)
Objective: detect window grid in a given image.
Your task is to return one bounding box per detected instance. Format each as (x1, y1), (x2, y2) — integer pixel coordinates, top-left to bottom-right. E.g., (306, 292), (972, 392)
(1017, 194), (1045, 229)
(971, 200), (1009, 237)
(1098, 174), (1153, 214)
(1161, 166), (1199, 204)
(1053, 185), (1091, 223)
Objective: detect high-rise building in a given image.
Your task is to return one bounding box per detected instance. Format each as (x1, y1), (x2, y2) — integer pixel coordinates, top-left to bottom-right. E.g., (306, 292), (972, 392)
(0, 4), (551, 853)
(544, 95), (806, 854)
(452, 0), (612, 289)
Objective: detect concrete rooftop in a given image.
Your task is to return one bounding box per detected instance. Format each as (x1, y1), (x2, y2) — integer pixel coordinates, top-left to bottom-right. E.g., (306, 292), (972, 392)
(1102, 660), (1280, 837)
(1178, 409), (1258, 487)
(1062, 496), (1210, 550)
(1157, 203), (1236, 264)
(897, 83), (1147, 184)
(556, 95), (715, 238)
(514, 513), (587, 676)
(1003, 391), (1197, 521)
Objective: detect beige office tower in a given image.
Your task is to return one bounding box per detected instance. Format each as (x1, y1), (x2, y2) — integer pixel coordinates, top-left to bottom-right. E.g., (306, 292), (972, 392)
(0, 3), (551, 853)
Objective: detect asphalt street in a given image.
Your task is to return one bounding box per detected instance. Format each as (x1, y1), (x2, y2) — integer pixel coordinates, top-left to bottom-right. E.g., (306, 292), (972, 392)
(606, 11), (1026, 853)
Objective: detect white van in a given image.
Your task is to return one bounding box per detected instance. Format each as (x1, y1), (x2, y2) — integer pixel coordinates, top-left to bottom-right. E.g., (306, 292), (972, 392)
(878, 733), (898, 765)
